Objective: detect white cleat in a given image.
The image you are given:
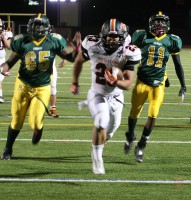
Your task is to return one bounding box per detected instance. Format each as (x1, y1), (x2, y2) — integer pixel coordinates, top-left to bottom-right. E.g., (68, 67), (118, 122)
(78, 100), (88, 110)
(0, 97), (4, 103)
(91, 153), (105, 175)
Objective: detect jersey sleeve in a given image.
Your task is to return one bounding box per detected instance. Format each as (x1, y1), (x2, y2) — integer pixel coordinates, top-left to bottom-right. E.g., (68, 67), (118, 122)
(6, 31), (13, 39)
(124, 45), (141, 62)
(168, 34), (182, 54)
(10, 34), (24, 55)
(51, 33), (67, 53)
(81, 35), (100, 60)
(131, 29), (146, 48)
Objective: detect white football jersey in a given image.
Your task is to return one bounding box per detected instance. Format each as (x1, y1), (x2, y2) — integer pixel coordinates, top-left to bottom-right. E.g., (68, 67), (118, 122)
(0, 30), (13, 59)
(82, 35), (141, 96)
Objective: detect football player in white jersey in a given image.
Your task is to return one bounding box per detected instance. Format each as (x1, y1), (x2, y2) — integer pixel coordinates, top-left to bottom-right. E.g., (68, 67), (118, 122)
(70, 19), (141, 175)
(0, 20), (13, 103)
(49, 59), (67, 117)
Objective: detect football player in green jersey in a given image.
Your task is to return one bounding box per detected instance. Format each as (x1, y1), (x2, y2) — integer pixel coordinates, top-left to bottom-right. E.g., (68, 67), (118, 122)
(124, 11), (186, 163)
(0, 13), (81, 160)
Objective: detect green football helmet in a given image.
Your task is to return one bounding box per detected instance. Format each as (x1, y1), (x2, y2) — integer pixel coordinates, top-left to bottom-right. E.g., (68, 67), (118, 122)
(149, 11), (170, 36)
(27, 13), (51, 39)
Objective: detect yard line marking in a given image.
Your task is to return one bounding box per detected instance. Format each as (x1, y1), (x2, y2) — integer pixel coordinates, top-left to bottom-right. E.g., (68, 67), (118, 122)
(0, 138), (191, 144)
(0, 177), (191, 184)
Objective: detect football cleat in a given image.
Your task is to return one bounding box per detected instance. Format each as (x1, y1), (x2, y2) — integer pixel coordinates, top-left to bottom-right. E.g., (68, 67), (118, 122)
(134, 145), (144, 163)
(49, 107), (59, 118)
(78, 100), (88, 110)
(124, 131), (136, 154)
(1, 148), (12, 160)
(32, 129), (43, 144)
(91, 152), (105, 175)
(0, 96), (4, 103)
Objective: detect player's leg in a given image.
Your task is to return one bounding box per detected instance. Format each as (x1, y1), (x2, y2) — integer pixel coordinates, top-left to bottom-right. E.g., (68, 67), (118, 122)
(29, 85), (51, 144)
(1, 78), (30, 160)
(0, 74), (5, 103)
(0, 58), (5, 103)
(106, 93), (124, 141)
(135, 84), (165, 162)
(88, 90), (109, 174)
(49, 61), (59, 117)
(124, 81), (148, 154)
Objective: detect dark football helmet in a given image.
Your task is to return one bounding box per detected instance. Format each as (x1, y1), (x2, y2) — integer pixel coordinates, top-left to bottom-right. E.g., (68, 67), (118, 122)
(100, 19), (128, 54)
(0, 18), (5, 33)
(149, 11), (170, 37)
(27, 13), (51, 39)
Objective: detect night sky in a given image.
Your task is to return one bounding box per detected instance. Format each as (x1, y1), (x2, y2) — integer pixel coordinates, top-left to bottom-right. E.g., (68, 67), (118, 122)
(1, 0), (191, 41)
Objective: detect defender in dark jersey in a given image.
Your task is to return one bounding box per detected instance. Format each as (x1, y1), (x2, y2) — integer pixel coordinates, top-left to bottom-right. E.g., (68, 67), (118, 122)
(0, 13), (81, 160)
(123, 11), (186, 162)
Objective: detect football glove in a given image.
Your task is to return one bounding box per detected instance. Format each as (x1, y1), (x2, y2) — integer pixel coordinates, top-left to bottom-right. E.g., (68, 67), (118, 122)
(178, 86), (186, 102)
(165, 78), (170, 87)
(104, 68), (117, 85)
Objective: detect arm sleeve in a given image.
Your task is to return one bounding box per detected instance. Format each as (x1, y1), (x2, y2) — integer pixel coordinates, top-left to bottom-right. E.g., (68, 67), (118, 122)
(171, 54), (186, 88)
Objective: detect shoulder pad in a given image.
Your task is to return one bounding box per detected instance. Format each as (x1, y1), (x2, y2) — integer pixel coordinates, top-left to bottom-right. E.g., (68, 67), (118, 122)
(50, 33), (62, 40)
(14, 34), (24, 41)
(168, 34), (182, 52)
(82, 35), (100, 50)
(124, 45), (141, 61)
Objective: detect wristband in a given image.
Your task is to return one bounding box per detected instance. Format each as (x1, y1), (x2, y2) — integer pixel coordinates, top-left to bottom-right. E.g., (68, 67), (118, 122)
(75, 45), (81, 52)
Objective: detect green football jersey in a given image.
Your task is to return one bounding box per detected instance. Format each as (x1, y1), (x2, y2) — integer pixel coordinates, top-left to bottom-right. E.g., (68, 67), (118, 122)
(132, 30), (182, 86)
(11, 33), (67, 87)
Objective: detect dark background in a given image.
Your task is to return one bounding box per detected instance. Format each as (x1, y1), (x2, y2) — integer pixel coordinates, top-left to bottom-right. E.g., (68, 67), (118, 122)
(1, 0), (191, 44)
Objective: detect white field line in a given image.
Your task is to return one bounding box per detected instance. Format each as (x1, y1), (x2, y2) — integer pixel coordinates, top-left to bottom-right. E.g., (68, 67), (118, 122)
(0, 138), (191, 144)
(0, 177), (191, 184)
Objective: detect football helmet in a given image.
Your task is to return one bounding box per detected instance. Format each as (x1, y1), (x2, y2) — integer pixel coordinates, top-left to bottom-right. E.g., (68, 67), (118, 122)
(100, 19), (128, 53)
(0, 18), (5, 33)
(27, 13), (51, 39)
(149, 11), (170, 36)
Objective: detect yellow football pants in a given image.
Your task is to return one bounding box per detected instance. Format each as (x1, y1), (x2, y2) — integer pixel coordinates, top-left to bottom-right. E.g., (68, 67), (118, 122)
(11, 77), (51, 130)
(130, 80), (165, 119)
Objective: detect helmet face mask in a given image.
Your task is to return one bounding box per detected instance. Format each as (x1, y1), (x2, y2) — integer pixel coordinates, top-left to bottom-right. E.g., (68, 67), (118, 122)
(100, 19), (128, 54)
(27, 14), (51, 39)
(149, 11), (170, 37)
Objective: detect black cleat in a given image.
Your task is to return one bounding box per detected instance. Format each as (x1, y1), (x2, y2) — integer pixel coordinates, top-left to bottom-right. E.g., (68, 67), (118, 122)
(124, 132), (136, 154)
(134, 145), (144, 163)
(1, 148), (12, 160)
(32, 129), (42, 144)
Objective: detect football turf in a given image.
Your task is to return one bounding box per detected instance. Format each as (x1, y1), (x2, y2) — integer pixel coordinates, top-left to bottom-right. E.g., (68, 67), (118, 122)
(0, 49), (191, 199)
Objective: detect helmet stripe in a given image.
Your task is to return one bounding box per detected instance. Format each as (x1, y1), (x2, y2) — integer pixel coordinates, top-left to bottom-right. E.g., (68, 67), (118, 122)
(110, 19), (116, 31)
(159, 11), (162, 15)
(37, 13), (42, 18)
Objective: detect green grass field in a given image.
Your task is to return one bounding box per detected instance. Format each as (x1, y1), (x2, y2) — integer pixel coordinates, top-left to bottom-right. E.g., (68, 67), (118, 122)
(0, 49), (191, 199)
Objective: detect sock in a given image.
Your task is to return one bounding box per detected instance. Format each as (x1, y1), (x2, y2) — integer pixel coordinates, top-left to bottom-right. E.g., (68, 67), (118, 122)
(32, 127), (43, 144)
(138, 127), (151, 149)
(127, 116), (137, 140)
(0, 89), (3, 97)
(92, 144), (104, 161)
(5, 126), (20, 151)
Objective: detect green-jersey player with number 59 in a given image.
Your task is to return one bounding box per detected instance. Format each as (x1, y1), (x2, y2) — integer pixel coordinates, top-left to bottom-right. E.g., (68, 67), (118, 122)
(0, 13), (81, 160)
(124, 11), (186, 163)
